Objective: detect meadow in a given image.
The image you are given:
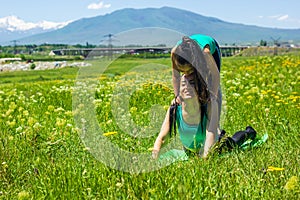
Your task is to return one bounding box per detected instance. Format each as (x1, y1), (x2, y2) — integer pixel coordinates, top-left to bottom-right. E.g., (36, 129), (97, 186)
(0, 54), (299, 199)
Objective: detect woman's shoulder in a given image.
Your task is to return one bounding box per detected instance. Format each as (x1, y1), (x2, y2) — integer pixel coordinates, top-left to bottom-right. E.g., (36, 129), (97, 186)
(171, 46), (177, 55)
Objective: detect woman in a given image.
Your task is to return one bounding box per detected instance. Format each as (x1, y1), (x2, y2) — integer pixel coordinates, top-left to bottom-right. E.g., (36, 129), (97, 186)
(152, 75), (217, 158)
(152, 75), (256, 159)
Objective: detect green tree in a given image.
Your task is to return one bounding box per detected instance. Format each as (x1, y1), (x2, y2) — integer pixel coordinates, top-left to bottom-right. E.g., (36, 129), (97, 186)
(260, 40), (267, 46)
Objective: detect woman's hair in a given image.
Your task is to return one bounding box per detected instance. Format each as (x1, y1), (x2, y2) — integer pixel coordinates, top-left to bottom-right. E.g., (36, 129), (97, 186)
(173, 36), (210, 105)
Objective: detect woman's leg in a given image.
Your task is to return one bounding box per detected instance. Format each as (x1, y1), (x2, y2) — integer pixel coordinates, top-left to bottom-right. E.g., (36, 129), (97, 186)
(231, 126), (257, 146)
(214, 126), (257, 154)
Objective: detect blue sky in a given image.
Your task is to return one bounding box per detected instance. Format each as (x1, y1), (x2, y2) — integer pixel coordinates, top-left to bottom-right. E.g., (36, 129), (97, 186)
(1, 0), (300, 29)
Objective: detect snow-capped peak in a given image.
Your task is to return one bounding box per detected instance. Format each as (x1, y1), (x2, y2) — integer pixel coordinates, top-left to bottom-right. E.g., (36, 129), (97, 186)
(0, 15), (71, 31)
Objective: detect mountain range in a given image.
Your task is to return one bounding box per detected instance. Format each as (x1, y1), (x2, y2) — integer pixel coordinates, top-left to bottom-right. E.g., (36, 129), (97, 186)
(1, 7), (300, 46)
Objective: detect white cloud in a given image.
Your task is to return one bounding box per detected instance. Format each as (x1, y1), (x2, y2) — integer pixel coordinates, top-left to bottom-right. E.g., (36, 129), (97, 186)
(256, 14), (299, 28)
(268, 14), (289, 21)
(87, 1), (111, 10)
(277, 15), (289, 21)
(0, 15), (70, 31)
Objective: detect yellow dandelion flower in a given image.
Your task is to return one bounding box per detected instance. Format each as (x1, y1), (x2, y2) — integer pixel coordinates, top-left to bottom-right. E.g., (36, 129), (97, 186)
(9, 102), (17, 110)
(7, 120), (16, 127)
(17, 191), (30, 200)
(130, 107), (138, 113)
(48, 105), (55, 111)
(5, 109), (13, 117)
(267, 166), (284, 171)
(103, 131), (117, 136)
(56, 118), (66, 127)
(54, 107), (65, 112)
(23, 110), (29, 116)
(261, 90), (268, 95)
(65, 111), (73, 116)
(148, 147), (154, 151)
(247, 95), (253, 100)
(28, 117), (36, 126)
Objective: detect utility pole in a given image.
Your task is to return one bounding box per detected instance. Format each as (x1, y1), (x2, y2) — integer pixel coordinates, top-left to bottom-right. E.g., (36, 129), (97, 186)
(271, 37), (281, 56)
(102, 34), (118, 60)
(11, 40), (19, 55)
(105, 34), (113, 48)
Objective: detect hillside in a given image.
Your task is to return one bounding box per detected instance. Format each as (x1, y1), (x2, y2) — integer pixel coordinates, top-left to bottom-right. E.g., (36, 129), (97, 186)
(12, 7), (300, 45)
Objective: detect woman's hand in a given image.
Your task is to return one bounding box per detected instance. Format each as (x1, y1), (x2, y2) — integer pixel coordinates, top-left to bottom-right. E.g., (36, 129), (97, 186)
(152, 150), (159, 159)
(171, 96), (181, 105)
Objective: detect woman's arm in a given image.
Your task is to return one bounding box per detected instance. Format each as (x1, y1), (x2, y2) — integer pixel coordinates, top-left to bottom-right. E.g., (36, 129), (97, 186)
(202, 99), (219, 158)
(203, 45), (211, 53)
(152, 108), (171, 159)
(172, 67), (181, 98)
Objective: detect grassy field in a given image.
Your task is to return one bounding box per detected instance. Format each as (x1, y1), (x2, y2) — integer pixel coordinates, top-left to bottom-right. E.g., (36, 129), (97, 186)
(0, 55), (299, 199)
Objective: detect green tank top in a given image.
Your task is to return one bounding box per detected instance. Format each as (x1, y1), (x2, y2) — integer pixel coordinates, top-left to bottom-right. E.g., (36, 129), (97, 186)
(176, 105), (207, 152)
(177, 34), (217, 55)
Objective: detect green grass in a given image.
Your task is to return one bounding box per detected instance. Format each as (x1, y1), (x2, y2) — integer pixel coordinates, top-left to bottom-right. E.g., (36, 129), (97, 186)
(0, 55), (299, 199)
(0, 67), (78, 84)
(0, 57), (171, 84)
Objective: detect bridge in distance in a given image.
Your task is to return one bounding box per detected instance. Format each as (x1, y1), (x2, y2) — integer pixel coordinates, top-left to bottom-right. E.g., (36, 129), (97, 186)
(51, 46), (249, 58)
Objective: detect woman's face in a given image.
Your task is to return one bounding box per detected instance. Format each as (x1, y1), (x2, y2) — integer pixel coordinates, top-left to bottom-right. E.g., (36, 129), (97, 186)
(180, 75), (196, 100)
(176, 63), (194, 75)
